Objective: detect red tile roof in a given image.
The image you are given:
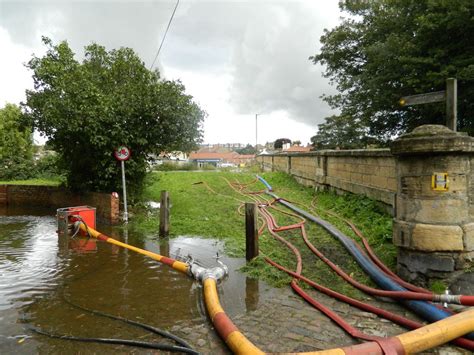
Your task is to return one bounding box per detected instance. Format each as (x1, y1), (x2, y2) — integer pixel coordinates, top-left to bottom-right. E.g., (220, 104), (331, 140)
(283, 145), (312, 152)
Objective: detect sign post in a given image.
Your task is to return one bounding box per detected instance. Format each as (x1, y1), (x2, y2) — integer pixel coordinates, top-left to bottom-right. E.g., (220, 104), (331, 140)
(114, 146), (131, 223)
(399, 78), (458, 131)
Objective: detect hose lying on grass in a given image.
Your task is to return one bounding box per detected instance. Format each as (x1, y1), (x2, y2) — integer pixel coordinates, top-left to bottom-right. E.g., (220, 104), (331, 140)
(254, 175), (474, 339)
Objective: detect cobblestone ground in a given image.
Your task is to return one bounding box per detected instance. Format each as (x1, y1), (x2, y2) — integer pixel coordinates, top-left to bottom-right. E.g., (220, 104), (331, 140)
(169, 285), (470, 355)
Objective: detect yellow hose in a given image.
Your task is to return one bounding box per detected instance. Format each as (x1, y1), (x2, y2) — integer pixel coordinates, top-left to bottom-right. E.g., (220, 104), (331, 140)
(77, 223), (474, 354)
(395, 308), (474, 353)
(78, 223), (189, 274)
(203, 278), (264, 355)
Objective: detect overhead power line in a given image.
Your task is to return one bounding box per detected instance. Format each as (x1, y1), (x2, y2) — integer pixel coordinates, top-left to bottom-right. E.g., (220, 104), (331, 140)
(149, 0), (180, 70)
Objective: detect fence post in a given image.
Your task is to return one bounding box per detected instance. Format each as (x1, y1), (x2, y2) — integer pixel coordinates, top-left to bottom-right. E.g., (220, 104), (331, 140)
(245, 202), (259, 261)
(159, 190), (170, 237)
(446, 78), (457, 131)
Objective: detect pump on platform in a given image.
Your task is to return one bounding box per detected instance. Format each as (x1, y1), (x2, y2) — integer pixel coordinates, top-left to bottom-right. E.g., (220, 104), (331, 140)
(57, 206), (96, 237)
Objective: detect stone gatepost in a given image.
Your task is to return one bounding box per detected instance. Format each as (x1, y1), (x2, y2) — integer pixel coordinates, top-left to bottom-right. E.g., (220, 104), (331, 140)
(391, 125), (474, 290)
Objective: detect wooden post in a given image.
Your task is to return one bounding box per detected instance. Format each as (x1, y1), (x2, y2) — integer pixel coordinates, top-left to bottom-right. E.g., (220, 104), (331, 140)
(446, 78), (457, 131)
(245, 202), (259, 261)
(159, 190), (170, 237)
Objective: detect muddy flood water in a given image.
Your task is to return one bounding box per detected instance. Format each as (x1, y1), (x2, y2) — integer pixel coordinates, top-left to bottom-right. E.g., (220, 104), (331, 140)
(0, 206), (276, 354)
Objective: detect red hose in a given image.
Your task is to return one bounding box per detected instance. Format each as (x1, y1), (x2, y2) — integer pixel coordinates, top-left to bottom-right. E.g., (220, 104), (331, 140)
(310, 199), (431, 294)
(259, 208), (391, 345)
(259, 203), (474, 351)
(302, 218), (474, 306)
(264, 257), (474, 351)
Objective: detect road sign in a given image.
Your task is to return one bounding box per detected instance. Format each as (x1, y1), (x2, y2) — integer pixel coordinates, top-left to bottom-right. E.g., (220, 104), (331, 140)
(399, 91), (445, 106)
(114, 146), (131, 161)
(114, 146), (130, 223)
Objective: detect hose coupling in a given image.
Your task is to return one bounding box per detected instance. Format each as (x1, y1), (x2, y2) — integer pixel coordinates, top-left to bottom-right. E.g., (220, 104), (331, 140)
(433, 292), (461, 305)
(189, 260), (229, 283)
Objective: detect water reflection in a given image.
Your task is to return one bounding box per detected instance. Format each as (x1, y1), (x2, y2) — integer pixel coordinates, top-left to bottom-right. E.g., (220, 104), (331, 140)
(0, 207), (275, 353)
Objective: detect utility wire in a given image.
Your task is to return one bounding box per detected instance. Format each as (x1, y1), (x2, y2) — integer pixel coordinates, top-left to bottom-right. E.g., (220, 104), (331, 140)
(150, 0), (180, 70)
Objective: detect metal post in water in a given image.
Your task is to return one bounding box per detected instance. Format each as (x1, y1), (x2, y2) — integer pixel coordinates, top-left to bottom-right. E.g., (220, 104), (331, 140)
(245, 202), (259, 261)
(121, 160), (128, 223)
(159, 190), (170, 237)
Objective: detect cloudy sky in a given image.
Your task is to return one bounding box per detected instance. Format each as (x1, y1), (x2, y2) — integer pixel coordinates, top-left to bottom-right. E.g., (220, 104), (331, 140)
(0, 0), (341, 145)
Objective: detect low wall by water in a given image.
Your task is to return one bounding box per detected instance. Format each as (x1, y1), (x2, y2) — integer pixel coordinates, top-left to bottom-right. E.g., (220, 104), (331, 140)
(258, 149), (396, 211)
(0, 185), (120, 224)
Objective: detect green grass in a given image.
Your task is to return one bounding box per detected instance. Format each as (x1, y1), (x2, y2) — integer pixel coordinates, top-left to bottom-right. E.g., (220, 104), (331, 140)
(0, 178), (63, 186)
(131, 170), (396, 297)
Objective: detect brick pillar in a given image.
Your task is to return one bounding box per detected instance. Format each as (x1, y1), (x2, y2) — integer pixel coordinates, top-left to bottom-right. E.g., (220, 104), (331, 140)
(0, 185), (7, 205)
(391, 125), (474, 288)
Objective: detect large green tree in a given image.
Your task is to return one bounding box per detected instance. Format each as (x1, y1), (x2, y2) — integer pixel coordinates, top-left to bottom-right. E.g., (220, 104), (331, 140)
(0, 104), (34, 180)
(24, 37), (204, 194)
(311, 0), (474, 147)
(310, 114), (378, 149)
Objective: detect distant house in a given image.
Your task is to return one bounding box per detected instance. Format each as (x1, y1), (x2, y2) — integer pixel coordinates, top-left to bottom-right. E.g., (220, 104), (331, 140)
(235, 154), (255, 166)
(283, 145), (312, 153)
(188, 151), (255, 168)
(158, 151), (188, 161)
(149, 151), (188, 166)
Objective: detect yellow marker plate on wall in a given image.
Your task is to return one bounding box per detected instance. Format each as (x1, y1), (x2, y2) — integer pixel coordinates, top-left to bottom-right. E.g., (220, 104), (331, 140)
(432, 172), (449, 191)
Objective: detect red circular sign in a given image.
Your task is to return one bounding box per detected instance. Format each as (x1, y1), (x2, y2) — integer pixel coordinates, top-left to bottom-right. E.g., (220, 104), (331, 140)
(114, 146), (131, 161)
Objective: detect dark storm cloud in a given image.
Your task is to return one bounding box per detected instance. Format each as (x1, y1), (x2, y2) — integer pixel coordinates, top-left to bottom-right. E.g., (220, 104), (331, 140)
(165, 0), (340, 125)
(0, 0), (339, 126)
(0, 0), (178, 72)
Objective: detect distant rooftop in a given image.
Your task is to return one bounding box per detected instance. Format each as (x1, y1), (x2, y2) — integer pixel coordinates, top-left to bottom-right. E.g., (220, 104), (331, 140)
(283, 145), (312, 153)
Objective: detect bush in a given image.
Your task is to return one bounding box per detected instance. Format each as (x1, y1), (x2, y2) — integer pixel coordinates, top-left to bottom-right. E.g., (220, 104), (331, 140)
(154, 162), (196, 171)
(0, 159), (36, 180)
(35, 153), (66, 179)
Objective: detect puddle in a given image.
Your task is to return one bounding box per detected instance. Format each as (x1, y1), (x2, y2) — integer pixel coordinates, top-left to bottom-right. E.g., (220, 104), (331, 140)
(0, 206), (275, 353)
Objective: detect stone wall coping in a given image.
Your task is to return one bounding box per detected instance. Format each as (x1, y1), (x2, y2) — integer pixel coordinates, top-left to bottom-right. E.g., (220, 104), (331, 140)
(258, 148), (392, 158)
(391, 125), (474, 155)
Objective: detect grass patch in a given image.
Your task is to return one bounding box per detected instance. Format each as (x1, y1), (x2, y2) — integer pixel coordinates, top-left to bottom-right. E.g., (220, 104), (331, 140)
(0, 178), (63, 186)
(131, 170), (395, 297)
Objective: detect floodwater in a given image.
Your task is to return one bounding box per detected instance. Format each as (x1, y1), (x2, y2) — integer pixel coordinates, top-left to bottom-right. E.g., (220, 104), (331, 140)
(0, 206), (275, 354)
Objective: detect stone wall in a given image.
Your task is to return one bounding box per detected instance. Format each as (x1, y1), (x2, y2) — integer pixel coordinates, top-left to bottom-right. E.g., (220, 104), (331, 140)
(391, 125), (474, 286)
(258, 149), (396, 210)
(0, 185), (120, 224)
(259, 126), (474, 286)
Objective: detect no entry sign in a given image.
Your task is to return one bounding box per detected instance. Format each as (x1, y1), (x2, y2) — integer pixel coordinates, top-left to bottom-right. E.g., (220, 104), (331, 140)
(114, 146), (131, 161)
(114, 145), (130, 223)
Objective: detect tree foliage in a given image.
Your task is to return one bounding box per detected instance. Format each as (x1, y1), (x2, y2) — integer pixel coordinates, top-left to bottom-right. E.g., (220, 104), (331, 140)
(274, 138), (291, 149)
(311, 114), (378, 149)
(0, 104), (34, 180)
(311, 0), (474, 147)
(236, 144), (256, 155)
(23, 37), (205, 195)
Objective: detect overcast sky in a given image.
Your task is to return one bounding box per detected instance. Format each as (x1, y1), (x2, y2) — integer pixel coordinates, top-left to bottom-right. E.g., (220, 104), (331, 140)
(0, 0), (341, 145)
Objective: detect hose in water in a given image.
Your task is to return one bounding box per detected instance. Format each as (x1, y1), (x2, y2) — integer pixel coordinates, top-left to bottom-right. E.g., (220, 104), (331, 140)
(28, 326), (200, 354)
(62, 294), (194, 350)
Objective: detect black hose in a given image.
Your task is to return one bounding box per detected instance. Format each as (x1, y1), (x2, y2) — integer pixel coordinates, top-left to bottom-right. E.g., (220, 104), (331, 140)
(62, 293), (194, 349)
(28, 325), (200, 354)
(22, 238), (199, 354)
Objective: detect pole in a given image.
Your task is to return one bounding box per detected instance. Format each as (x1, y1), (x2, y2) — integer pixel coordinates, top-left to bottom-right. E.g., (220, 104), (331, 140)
(121, 160), (128, 223)
(245, 202), (258, 261)
(159, 190), (170, 237)
(446, 78), (457, 131)
(255, 114), (258, 154)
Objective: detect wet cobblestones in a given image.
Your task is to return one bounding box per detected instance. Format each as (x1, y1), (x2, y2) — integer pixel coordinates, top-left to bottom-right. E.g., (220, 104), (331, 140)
(170, 285), (470, 354)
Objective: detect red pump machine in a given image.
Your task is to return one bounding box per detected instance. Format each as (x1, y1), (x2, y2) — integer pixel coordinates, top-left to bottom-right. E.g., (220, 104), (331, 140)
(57, 206), (96, 236)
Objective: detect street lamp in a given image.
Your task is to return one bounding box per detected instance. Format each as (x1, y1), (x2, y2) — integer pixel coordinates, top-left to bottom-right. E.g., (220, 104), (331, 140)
(255, 113), (261, 154)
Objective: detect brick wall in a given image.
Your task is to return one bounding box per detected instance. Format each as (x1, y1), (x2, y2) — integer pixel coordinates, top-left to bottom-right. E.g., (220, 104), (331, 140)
(0, 185), (120, 224)
(258, 149), (396, 210)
